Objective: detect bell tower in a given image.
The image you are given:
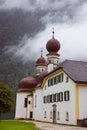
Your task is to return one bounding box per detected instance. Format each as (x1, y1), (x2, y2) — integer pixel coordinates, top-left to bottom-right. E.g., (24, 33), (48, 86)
(46, 29), (60, 72)
(36, 49), (47, 76)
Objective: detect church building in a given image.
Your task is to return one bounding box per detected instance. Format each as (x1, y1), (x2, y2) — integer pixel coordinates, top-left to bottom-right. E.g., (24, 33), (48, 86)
(15, 31), (87, 125)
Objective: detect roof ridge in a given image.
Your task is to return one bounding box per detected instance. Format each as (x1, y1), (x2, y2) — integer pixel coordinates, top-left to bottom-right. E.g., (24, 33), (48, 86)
(60, 59), (87, 63)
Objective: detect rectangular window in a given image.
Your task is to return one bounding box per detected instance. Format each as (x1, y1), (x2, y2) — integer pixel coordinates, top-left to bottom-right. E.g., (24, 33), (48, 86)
(64, 91), (70, 101)
(53, 94), (57, 102)
(66, 76), (69, 83)
(52, 78), (54, 85)
(24, 98), (27, 107)
(50, 95), (53, 103)
(47, 95), (50, 103)
(56, 76), (59, 84)
(50, 78), (54, 85)
(57, 93), (60, 102)
(59, 92), (63, 101)
(43, 96), (47, 103)
(61, 73), (64, 82)
(58, 75), (61, 82)
(66, 112), (69, 121)
(44, 111), (46, 118)
(59, 73), (63, 82)
(48, 73), (64, 87)
(54, 77), (56, 84)
(57, 112), (60, 120)
(56, 73), (64, 84)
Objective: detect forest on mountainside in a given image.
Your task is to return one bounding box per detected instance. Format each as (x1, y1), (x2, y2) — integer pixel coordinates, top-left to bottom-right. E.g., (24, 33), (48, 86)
(0, 48), (35, 119)
(0, 8), (44, 119)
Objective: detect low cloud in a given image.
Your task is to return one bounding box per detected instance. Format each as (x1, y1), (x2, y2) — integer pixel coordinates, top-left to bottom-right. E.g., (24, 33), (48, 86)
(1, 0), (87, 63)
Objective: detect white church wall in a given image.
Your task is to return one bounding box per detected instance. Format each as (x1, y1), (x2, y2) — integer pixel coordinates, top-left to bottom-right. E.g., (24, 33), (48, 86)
(33, 88), (43, 121)
(36, 65), (47, 75)
(78, 86), (87, 119)
(27, 95), (33, 119)
(47, 55), (58, 72)
(15, 92), (30, 119)
(42, 72), (76, 125)
(47, 55), (58, 64)
(48, 64), (54, 72)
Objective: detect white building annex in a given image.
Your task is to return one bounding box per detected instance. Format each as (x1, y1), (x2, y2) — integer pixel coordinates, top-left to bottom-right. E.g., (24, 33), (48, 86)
(15, 31), (87, 126)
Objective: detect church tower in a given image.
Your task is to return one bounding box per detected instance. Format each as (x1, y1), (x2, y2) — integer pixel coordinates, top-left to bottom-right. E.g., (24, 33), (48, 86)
(46, 29), (60, 72)
(36, 49), (47, 76)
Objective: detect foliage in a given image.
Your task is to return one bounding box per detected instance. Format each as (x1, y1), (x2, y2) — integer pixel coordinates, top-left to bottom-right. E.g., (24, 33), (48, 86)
(0, 121), (39, 130)
(0, 51), (35, 119)
(0, 82), (14, 115)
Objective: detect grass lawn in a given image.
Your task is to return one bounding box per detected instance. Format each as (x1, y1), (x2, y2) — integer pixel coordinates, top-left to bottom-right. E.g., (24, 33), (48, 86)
(0, 120), (39, 130)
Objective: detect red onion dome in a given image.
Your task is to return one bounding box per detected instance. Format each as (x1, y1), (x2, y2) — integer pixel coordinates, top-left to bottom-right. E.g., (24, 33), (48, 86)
(18, 76), (37, 92)
(46, 38), (60, 52)
(36, 56), (47, 66)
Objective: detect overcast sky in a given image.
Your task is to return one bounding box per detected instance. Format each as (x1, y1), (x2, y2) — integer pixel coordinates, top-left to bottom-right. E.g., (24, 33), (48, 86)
(1, 0), (87, 63)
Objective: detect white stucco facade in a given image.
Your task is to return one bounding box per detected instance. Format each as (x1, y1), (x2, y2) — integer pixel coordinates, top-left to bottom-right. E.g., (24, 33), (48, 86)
(78, 86), (87, 119)
(33, 88), (43, 121)
(42, 72), (76, 125)
(15, 92), (30, 119)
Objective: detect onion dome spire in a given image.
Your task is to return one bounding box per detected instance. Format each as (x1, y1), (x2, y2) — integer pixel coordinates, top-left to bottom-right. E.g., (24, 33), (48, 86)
(46, 29), (60, 53)
(36, 49), (47, 66)
(36, 49), (47, 75)
(41, 48), (43, 57)
(52, 27), (54, 39)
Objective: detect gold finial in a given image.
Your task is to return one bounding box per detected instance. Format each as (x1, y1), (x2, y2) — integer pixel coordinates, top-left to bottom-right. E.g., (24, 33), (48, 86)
(52, 27), (54, 39)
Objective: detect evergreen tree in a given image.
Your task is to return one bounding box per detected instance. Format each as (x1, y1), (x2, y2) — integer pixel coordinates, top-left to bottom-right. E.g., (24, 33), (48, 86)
(0, 82), (14, 119)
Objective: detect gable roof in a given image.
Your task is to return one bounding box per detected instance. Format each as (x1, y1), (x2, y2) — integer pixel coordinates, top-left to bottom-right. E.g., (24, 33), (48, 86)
(59, 60), (87, 83)
(46, 60), (87, 83)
